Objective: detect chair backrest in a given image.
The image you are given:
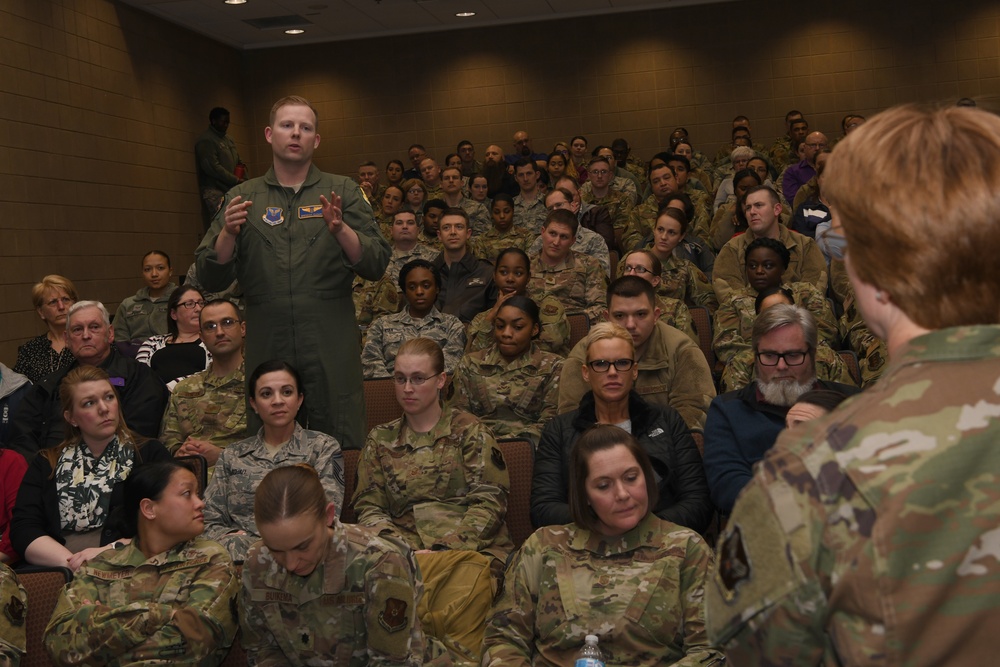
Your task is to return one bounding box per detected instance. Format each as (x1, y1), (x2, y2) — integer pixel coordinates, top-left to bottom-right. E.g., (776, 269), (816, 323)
(497, 439), (534, 548)
(609, 250), (619, 279)
(838, 349), (862, 386)
(689, 305), (716, 371)
(340, 449), (361, 524)
(20, 568), (72, 667)
(566, 313), (591, 351)
(364, 377), (403, 434)
(175, 455), (208, 495)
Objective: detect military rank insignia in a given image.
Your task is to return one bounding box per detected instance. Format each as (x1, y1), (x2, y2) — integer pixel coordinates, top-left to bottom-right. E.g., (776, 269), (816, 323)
(379, 597), (408, 633)
(263, 207), (284, 226)
(4, 595), (24, 626)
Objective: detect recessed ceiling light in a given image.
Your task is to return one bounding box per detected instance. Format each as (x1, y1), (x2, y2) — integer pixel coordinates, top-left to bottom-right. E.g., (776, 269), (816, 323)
(285, 28), (305, 34)
(456, 11), (476, 17)
(223, 0), (246, 5)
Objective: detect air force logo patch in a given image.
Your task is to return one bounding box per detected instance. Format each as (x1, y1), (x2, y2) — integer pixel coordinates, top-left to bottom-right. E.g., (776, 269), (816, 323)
(263, 207), (284, 226)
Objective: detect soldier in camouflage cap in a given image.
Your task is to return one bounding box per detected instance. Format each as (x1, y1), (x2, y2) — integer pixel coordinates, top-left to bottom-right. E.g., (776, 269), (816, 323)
(708, 105), (1000, 664)
(353, 338), (513, 564)
(242, 464), (449, 666)
(161, 299), (247, 469)
(203, 361), (345, 561)
(484, 425), (721, 666)
(452, 296), (564, 446)
(0, 565), (25, 666)
(45, 461), (239, 665)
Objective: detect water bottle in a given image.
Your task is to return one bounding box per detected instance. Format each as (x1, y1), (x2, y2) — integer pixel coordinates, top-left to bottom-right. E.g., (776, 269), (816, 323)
(574, 634), (605, 667)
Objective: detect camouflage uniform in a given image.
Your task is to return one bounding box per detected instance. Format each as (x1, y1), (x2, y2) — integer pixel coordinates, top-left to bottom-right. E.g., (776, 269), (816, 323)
(453, 198), (491, 236)
(768, 135), (794, 172)
(466, 295), (571, 358)
(719, 342), (858, 393)
(44, 538), (239, 665)
(353, 407), (513, 563)
(841, 295), (888, 388)
(622, 156), (647, 184)
(707, 325), (1000, 665)
(655, 296), (699, 345)
(450, 344), (564, 445)
(558, 321), (716, 430)
(203, 423), (345, 561)
(416, 229), (443, 253)
(581, 185), (635, 235)
(241, 522), (435, 666)
(482, 514), (722, 666)
(658, 254), (719, 313)
(713, 225), (828, 304)
(361, 307), (466, 379)
(469, 227), (533, 264)
(386, 244), (440, 287)
(354, 274), (402, 331)
(527, 253), (608, 325)
(621, 195), (661, 253)
(0, 565), (25, 666)
(512, 194), (548, 235)
(527, 226), (611, 277)
(159, 361), (247, 456)
(712, 283), (838, 364)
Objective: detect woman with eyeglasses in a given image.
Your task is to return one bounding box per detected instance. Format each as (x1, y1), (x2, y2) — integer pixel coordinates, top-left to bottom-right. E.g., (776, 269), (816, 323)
(135, 285), (211, 389)
(111, 250), (177, 343)
(202, 359), (345, 562)
(401, 177), (427, 227)
(14, 275), (78, 384)
(531, 323), (712, 533)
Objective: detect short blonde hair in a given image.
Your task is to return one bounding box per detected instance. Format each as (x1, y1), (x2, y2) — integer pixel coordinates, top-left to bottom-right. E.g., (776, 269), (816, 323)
(824, 105), (1000, 328)
(31, 275), (78, 309)
(269, 95), (318, 129)
(583, 322), (634, 359)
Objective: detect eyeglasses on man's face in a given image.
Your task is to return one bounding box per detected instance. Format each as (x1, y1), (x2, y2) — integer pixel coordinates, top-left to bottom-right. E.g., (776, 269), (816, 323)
(756, 350), (809, 366)
(201, 317), (240, 333)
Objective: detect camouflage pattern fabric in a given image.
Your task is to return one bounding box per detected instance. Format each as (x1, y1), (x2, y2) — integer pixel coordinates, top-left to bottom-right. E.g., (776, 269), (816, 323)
(713, 225), (827, 304)
(512, 195), (548, 236)
(719, 342), (858, 393)
(241, 521), (447, 666)
(526, 253), (608, 325)
(354, 273), (402, 331)
(707, 325), (1000, 665)
(450, 344), (564, 445)
(0, 564), (25, 666)
(580, 185), (635, 233)
(466, 295), (571, 358)
(527, 226), (610, 277)
(203, 423), (345, 562)
(353, 407), (513, 563)
(655, 296), (699, 346)
(469, 227), (533, 264)
(657, 254), (719, 314)
(361, 308), (466, 379)
(160, 362), (247, 454)
(482, 514), (723, 666)
(44, 538), (238, 665)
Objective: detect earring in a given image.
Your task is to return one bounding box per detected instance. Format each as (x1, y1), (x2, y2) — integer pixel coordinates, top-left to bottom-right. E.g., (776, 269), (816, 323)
(875, 290), (887, 303)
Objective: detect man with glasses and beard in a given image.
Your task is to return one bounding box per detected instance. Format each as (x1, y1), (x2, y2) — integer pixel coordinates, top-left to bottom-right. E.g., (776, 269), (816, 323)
(702, 303), (857, 515)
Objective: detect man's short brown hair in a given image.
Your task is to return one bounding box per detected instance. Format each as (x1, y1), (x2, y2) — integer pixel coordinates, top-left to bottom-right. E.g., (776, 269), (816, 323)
(543, 208), (578, 235)
(824, 105), (1000, 328)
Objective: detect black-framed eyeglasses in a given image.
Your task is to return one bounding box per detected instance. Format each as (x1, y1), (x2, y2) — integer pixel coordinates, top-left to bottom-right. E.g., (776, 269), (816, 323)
(587, 358), (635, 373)
(756, 350), (809, 366)
(623, 264), (652, 275)
(178, 300), (207, 310)
(201, 317), (240, 333)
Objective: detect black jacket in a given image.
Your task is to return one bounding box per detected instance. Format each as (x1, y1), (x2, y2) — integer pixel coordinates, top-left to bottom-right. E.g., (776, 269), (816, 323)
(435, 252), (498, 324)
(6, 348), (168, 461)
(531, 391), (713, 534)
(11, 439), (171, 558)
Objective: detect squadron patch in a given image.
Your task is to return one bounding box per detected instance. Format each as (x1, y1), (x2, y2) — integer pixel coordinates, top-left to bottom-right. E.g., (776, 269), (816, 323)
(717, 524), (751, 600)
(378, 597), (408, 633)
(4, 596), (24, 626)
(491, 447), (507, 471)
(299, 204), (323, 219)
(263, 207), (285, 226)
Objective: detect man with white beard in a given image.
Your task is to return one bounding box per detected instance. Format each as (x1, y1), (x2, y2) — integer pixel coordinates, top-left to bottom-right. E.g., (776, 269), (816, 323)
(702, 304), (858, 514)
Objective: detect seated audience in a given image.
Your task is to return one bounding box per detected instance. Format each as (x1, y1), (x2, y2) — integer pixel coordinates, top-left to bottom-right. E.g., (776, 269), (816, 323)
(13, 274), (78, 384)
(203, 360), (345, 562)
(440, 165), (491, 234)
(11, 365), (171, 569)
(619, 250), (698, 344)
(484, 425), (721, 666)
(657, 192), (716, 278)
(643, 207), (718, 312)
(452, 296), (564, 446)
(559, 277), (716, 430)
(434, 208), (497, 323)
(160, 299), (247, 467)
(112, 250), (177, 342)
(713, 185), (827, 304)
(708, 168), (762, 251)
(136, 285), (211, 389)
(527, 209), (608, 324)
(713, 146), (755, 212)
(44, 460), (239, 665)
(531, 188), (611, 275)
(470, 193), (533, 262)
(703, 304), (859, 514)
(512, 159), (549, 234)
(7, 301), (169, 459)
(467, 248), (571, 357)
(354, 338), (513, 563)
(533, 323), (711, 533)
(374, 184), (404, 232)
(468, 174), (490, 204)
(550, 175), (616, 256)
(241, 465), (447, 665)
(385, 158), (405, 191)
(790, 157), (832, 238)
(362, 259), (466, 378)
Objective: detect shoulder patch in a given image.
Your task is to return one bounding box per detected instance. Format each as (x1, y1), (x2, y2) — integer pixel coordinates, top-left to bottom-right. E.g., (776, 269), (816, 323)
(378, 597), (408, 633)
(491, 446), (507, 470)
(4, 595), (24, 626)
(716, 524), (751, 601)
